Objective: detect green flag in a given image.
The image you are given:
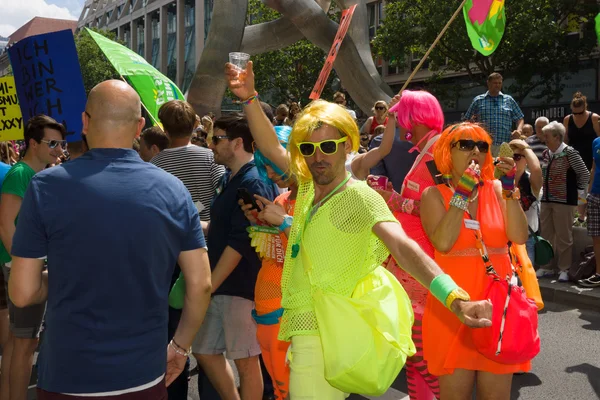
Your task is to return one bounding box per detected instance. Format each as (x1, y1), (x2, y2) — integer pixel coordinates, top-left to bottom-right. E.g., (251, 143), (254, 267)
(85, 28), (184, 125)
(595, 14), (600, 45)
(463, 0), (506, 56)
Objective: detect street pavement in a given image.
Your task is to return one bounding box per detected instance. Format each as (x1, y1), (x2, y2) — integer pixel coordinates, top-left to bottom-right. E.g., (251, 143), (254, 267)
(18, 301), (600, 399)
(188, 301), (600, 400)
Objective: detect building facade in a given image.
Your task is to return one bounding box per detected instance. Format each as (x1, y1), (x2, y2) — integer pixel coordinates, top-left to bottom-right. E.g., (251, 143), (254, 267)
(77, 0), (213, 93)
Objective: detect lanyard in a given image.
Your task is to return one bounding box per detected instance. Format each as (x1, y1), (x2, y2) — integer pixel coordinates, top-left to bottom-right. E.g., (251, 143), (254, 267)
(466, 210), (498, 276)
(305, 173), (352, 225)
(291, 173), (351, 259)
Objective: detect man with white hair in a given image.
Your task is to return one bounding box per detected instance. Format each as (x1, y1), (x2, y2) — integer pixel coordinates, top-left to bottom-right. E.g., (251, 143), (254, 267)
(537, 121), (590, 281)
(526, 117), (549, 162)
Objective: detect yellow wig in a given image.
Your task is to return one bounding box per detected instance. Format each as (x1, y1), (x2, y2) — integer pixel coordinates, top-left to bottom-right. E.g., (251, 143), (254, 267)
(289, 100), (359, 182)
(433, 122), (494, 181)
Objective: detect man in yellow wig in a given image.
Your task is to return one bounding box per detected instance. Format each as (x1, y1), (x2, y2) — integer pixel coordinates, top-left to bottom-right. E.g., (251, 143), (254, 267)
(225, 61), (494, 400)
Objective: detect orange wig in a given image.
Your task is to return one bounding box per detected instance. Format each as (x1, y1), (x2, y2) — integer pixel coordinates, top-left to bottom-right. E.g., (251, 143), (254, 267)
(433, 123), (494, 181)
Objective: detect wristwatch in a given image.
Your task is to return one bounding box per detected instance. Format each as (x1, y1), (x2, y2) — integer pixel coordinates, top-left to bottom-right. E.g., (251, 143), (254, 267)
(445, 288), (470, 310)
(278, 215), (293, 231)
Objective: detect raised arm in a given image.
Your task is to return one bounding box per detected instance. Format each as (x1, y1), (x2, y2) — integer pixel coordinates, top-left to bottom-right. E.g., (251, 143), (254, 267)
(525, 148), (543, 197)
(351, 94), (401, 180)
(225, 62), (289, 173)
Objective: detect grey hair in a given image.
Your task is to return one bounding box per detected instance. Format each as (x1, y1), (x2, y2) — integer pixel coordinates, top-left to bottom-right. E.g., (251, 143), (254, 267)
(542, 121), (565, 142)
(535, 116), (549, 125)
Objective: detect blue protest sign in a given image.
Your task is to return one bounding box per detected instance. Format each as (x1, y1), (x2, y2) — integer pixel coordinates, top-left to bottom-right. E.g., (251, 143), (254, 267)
(8, 29), (86, 142)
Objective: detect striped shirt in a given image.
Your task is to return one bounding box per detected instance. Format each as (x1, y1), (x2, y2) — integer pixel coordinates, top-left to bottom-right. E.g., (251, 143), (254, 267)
(151, 145), (225, 221)
(541, 143), (590, 205)
(525, 134), (547, 162)
(463, 91), (524, 145)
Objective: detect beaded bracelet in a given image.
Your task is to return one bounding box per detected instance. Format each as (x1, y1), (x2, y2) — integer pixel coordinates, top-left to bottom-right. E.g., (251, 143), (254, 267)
(449, 193), (469, 211)
(236, 92), (259, 105)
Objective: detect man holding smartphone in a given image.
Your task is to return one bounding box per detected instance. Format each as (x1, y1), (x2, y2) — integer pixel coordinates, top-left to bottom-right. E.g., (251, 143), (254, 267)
(194, 113), (278, 400)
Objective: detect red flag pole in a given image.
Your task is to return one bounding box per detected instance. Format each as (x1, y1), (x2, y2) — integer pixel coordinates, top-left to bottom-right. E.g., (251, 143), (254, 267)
(400, 0), (470, 92)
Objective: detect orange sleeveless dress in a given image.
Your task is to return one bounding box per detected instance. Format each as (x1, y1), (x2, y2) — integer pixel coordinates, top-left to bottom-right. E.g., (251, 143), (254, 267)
(422, 181), (531, 376)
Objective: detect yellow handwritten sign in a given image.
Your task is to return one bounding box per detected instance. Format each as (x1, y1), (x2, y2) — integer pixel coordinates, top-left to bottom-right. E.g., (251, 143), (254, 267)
(0, 77), (24, 140)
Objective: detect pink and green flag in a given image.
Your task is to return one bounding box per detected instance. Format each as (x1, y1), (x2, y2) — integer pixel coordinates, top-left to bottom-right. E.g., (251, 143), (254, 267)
(463, 0), (506, 56)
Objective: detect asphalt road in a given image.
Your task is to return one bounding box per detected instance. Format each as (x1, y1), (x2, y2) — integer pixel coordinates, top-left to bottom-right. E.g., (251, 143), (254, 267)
(19, 301), (600, 399)
(190, 301), (600, 400)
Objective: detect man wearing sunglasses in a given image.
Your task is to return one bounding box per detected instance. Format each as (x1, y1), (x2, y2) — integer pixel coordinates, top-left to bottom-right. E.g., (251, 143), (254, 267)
(0, 114), (65, 400)
(225, 60), (495, 399)
(194, 114), (278, 400)
(464, 73), (525, 156)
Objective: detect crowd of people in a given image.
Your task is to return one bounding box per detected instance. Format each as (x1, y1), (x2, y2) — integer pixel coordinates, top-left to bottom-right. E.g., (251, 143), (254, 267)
(0, 59), (595, 400)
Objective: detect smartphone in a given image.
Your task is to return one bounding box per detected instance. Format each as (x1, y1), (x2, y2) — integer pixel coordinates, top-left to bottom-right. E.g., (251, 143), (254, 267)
(237, 188), (259, 210)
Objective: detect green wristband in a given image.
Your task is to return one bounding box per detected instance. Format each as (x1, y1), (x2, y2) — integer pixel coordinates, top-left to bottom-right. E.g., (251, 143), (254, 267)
(430, 274), (459, 306)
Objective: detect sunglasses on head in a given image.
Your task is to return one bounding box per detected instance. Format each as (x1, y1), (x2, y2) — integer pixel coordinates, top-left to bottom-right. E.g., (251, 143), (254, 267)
(297, 137), (348, 157)
(451, 139), (489, 153)
(40, 139), (67, 149)
(375, 106), (387, 111)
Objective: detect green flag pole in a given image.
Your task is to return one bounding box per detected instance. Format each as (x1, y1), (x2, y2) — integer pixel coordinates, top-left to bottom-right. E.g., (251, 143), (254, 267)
(400, 0), (470, 92)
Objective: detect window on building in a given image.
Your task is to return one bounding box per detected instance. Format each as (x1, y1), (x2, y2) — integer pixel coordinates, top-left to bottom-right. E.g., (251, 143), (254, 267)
(183, 0), (196, 91)
(117, 5), (123, 17)
(410, 51), (429, 70)
(124, 28), (131, 48)
(366, 1), (383, 40)
(167, 9), (177, 82)
(137, 23), (145, 56)
(205, 0), (214, 40)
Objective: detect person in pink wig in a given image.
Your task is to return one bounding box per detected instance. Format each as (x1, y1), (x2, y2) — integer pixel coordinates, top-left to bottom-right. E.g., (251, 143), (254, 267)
(375, 90), (444, 400)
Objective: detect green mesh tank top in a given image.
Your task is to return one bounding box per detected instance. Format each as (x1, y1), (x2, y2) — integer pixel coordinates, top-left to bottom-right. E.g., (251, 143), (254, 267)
(278, 180), (396, 341)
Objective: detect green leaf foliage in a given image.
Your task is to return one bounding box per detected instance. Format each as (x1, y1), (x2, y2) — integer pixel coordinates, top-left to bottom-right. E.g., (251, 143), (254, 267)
(75, 28), (122, 94)
(372, 0), (598, 104)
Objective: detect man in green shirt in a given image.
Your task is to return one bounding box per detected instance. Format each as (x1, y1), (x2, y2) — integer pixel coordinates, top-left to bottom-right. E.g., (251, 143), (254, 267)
(0, 115), (66, 400)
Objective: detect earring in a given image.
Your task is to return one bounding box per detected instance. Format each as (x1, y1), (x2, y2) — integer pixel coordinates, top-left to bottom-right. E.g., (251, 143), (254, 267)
(405, 132), (412, 141)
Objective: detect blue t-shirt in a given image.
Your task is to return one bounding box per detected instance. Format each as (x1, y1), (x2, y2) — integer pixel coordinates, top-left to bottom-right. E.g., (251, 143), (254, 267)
(11, 149), (206, 393)
(208, 160), (278, 300)
(0, 162), (11, 187)
(591, 137), (600, 194)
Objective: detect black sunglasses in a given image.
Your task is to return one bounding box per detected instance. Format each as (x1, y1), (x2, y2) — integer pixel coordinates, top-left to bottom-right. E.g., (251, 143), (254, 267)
(211, 135), (231, 145)
(375, 106), (387, 111)
(513, 154), (524, 161)
(452, 139), (490, 153)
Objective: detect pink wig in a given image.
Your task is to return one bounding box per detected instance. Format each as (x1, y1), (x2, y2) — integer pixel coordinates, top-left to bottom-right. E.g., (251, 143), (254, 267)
(389, 90), (444, 133)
